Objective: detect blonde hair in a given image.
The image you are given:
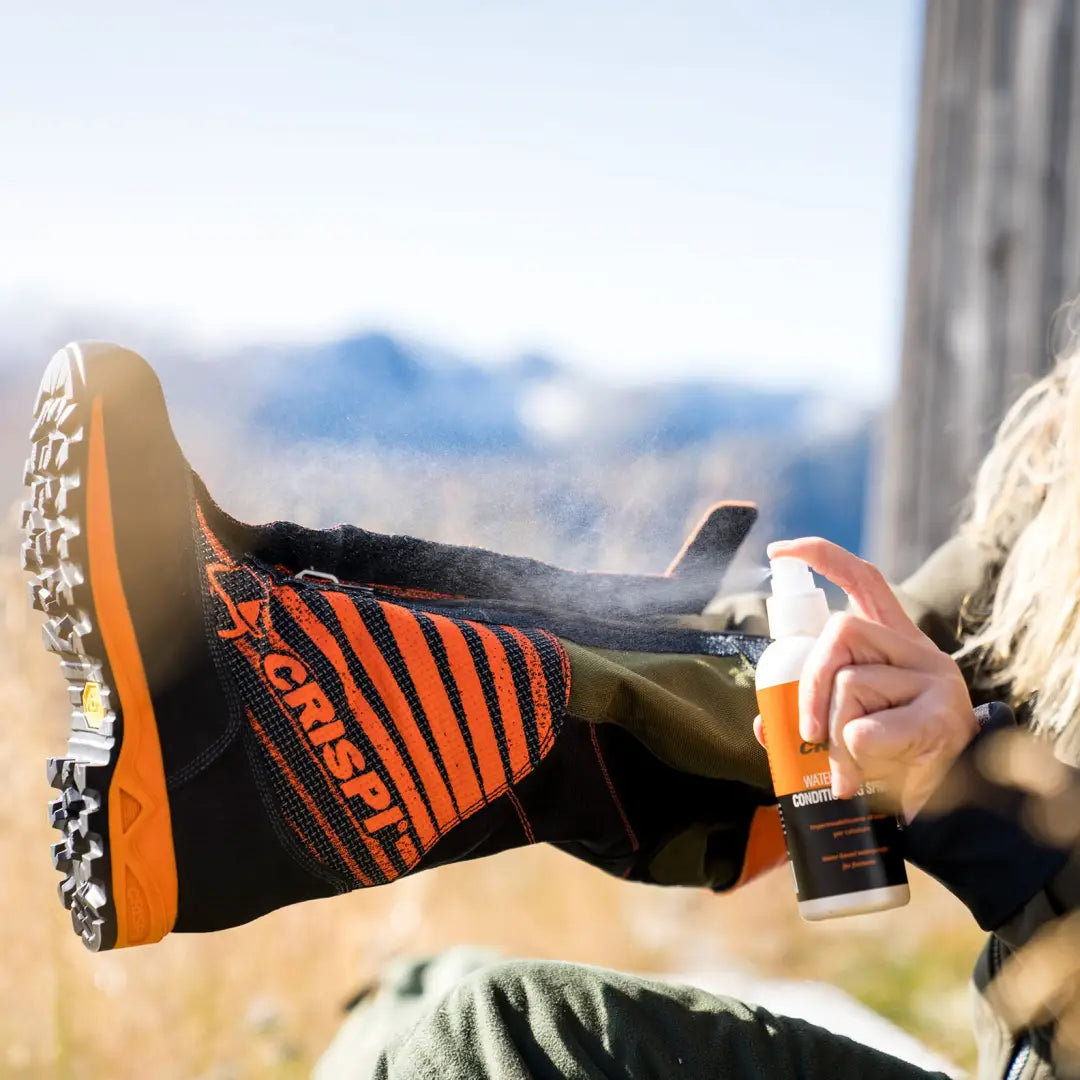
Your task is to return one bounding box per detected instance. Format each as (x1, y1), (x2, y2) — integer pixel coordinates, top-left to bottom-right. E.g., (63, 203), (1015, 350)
(957, 323), (1080, 760)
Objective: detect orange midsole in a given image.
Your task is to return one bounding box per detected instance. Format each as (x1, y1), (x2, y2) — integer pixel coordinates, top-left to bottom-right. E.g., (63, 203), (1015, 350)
(87, 395), (178, 946)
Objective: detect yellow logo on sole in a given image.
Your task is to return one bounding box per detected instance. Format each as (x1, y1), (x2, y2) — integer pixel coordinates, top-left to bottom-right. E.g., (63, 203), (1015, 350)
(82, 681), (105, 730)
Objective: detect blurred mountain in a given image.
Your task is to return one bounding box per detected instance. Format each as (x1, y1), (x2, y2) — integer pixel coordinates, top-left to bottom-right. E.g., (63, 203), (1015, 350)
(254, 334), (533, 453)
(245, 332), (814, 456)
(227, 331), (872, 554)
(0, 326), (875, 562)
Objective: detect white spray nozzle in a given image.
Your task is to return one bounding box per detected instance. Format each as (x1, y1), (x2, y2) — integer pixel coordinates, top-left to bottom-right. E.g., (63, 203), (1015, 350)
(765, 554), (829, 638)
(769, 557), (816, 597)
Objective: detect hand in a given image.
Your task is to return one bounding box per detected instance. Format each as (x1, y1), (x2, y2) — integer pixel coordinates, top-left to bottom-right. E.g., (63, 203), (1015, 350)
(754, 537), (978, 822)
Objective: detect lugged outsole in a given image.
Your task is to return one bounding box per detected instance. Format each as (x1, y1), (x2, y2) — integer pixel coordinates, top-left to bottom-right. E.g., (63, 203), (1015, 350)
(23, 346), (118, 951)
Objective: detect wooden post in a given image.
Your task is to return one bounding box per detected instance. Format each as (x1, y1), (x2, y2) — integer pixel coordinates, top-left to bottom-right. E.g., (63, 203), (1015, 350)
(870, 0), (1080, 579)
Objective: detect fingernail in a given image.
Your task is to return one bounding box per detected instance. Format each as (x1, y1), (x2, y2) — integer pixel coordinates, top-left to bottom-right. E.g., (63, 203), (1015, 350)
(799, 711), (821, 742)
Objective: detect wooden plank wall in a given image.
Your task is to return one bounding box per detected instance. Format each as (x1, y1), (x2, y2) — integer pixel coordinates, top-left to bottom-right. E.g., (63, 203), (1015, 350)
(869, 0), (1080, 579)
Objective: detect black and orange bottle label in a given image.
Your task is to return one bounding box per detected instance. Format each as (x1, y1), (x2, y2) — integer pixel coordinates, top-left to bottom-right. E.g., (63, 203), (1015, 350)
(757, 680), (907, 903)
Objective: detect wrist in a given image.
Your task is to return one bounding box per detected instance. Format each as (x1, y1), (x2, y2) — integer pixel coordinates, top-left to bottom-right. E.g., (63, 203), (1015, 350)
(946, 699), (981, 766)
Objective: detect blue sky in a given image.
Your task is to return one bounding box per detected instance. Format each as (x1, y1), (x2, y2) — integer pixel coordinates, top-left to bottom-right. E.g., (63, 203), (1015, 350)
(0, 2), (920, 397)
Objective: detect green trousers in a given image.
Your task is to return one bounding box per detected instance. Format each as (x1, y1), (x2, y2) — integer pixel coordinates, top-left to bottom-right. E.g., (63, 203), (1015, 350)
(563, 639), (768, 788)
(356, 958), (948, 1080)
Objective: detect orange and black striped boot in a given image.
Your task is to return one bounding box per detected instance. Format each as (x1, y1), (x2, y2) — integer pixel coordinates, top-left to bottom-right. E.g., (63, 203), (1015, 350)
(24, 342), (776, 952)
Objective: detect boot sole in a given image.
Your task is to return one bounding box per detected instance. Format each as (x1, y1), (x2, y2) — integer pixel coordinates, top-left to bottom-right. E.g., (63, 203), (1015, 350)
(23, 344), (177, 951)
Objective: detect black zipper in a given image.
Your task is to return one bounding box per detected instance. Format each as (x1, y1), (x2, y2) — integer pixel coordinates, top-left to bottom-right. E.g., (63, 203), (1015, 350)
(293, 568), (374, 595)
(1004, 1038), (1031, 1080)
(287, 569), (771, 664)
(992, 936), (1033, 1080)
(294, 568), (566, 622)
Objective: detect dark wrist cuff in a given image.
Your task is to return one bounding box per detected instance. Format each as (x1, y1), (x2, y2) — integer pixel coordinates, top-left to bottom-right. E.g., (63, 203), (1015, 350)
(904, 702), (1071, 930)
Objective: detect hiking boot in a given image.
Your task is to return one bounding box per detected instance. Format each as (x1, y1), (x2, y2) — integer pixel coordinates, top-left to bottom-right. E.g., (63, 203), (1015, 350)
(23, 341), (772, 953)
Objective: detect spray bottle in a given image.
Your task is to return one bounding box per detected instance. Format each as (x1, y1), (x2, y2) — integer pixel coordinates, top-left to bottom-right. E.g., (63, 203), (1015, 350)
(756, 556), (910, 919)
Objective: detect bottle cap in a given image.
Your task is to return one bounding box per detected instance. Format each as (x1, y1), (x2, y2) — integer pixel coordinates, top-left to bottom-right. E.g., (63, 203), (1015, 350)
(766, 555), (830, 638)
(769, 557), (816, 597)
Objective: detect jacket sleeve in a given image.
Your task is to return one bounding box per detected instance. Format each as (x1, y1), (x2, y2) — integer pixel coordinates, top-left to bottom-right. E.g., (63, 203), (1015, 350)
(891, 534), (982, 639)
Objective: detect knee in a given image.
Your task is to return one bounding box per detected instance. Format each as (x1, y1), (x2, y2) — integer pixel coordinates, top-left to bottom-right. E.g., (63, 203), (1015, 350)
(452, 957), (576, 1015)
(376, 959), (577, 1078)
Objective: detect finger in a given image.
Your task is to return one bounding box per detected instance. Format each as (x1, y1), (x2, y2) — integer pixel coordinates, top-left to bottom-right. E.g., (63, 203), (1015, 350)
(827, 666), (928, 796)
(974, 730), (1080, 848)
(842, 710), (924, 768)
(976, 728), (1072, 799)
(803, 622), (932, 799)
(824, 699), (861, 799)
(753, 714), (765, 748)
(989, 911), (1080, 1029)
(806, 662), (924, 743)
(767, 537), (918, 637)
(801, 662), (921, 798)
(799, 612), (937, 746)
(1053, 993), (1080, 1079)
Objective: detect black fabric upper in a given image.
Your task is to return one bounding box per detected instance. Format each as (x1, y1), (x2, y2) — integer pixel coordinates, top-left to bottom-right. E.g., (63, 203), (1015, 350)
(195, 475), (757, 619)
